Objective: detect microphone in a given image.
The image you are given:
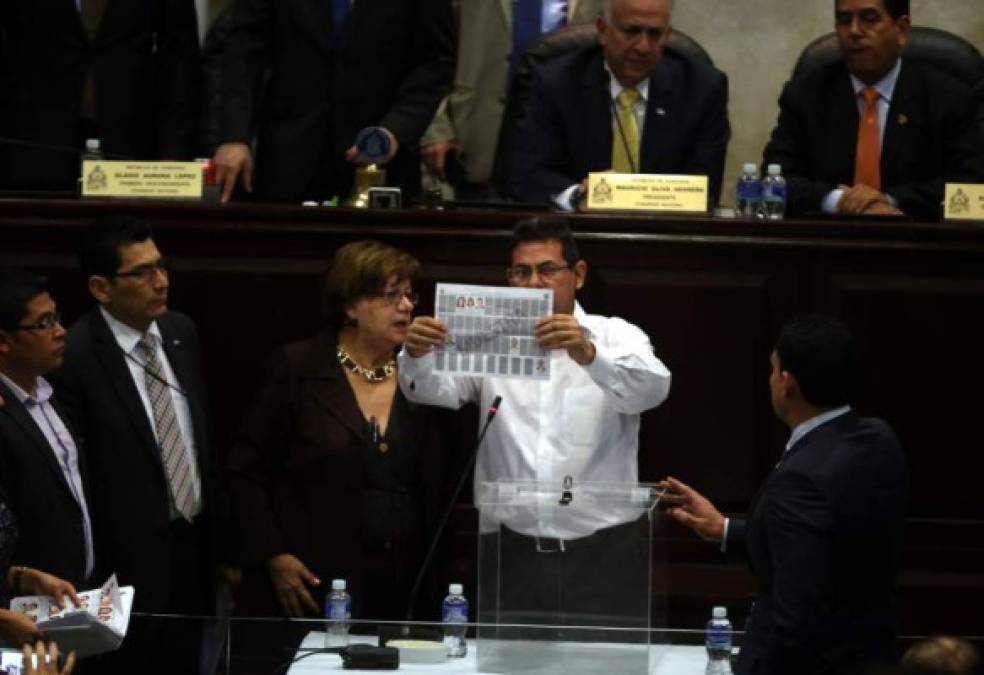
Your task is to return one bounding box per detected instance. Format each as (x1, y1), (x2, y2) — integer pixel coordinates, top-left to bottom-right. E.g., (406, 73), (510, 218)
(123, 349), (190, 399)
(402, 396), (503, 627)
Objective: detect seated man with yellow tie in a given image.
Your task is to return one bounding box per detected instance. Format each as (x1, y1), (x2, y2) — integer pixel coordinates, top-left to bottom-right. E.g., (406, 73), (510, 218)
(512, 0), (730, 210)
(762, 0), (984, 220)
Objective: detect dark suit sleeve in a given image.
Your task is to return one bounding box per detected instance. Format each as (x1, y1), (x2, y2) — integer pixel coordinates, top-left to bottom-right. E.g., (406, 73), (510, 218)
(156, 0), (202, 158)
(225, 349), (294, 565)
(379, 0), (455, 148)
(762, 468), (833, 671)
(762, 79), (835, 215)
(684, 69), (730, 207)
(208, 0), (274, 146)
(888, 82), (984, 217)
(515, 67), (580, 204)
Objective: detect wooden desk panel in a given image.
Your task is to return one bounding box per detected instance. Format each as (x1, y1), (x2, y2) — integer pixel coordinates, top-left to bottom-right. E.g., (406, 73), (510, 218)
(2, 198), (983, 634)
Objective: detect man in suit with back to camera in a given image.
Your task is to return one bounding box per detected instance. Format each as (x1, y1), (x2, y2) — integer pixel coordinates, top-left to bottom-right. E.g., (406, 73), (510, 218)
(54, 218), (235, 675)
(762, 0), (984, 220)
(420, 0), (604, 199)
(208, 0), (455, 204)
(513, 0), (730, 210)
(0, 270), (95, 592)
(666, 315), (909, 675)
(0, 0), (202, 194)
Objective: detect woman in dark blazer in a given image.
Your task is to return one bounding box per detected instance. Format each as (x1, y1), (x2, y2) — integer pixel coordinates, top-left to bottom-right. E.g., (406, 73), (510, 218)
(227, 241), (451, 622)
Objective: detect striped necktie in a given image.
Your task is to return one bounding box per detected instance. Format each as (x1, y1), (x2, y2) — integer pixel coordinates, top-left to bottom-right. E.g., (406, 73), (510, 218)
(137, 334), (199, 522)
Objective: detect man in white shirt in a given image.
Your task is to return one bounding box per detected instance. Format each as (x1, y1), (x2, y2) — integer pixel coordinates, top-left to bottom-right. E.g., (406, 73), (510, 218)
(400, 216), (670, 625)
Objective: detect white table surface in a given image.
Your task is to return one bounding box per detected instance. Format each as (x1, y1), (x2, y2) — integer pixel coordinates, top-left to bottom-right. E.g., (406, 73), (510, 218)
(287, 632), (706, 674)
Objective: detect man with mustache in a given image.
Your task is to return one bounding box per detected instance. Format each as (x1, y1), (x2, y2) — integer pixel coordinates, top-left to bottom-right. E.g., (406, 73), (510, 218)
(762, 0), (984, 219)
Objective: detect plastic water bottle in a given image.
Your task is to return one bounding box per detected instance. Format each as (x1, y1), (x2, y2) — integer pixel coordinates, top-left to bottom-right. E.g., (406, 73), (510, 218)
(705, 606), (733, 674)
(736, 163), (763, 219)
(325, 578), (351, 648)
(762, 164), (787, 220)
(442, 583), (469, 658)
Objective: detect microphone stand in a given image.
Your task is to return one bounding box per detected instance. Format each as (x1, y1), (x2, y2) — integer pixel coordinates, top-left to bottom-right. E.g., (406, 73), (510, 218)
(396, 396), (503, 637)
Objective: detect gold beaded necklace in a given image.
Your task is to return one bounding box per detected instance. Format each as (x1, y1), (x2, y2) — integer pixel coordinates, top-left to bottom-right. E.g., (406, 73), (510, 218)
(336, 344), (396, 383)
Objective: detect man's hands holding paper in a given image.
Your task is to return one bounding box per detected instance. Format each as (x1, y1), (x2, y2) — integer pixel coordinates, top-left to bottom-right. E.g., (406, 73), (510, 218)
(406, 314), (595, 364)
(405, 317), (448, 358)
(534, 314), (595, 365)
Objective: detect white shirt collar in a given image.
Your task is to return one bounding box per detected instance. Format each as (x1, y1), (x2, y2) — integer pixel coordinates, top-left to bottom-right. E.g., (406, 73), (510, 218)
(785, 405), (852, 452)
(604, 63), (650, 105)
(0, 372), (52, 404)
(99, 305), (163, 354)
(850, 58), (902, 104)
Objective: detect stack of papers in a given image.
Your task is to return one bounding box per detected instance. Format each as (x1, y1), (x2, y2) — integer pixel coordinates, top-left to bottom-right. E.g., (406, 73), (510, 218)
(9, 575), (134, 658)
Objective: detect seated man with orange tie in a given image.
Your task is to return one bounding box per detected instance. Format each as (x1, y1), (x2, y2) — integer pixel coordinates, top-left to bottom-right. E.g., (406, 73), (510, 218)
(513, 0), (730, 210)
(762, 0), (984, 220)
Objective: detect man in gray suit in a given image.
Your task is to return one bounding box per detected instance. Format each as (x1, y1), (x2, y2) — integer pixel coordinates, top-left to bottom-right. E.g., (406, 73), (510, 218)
(421, 0), (604, 198)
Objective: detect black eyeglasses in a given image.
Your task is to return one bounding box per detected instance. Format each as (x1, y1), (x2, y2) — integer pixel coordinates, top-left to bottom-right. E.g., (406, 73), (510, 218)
(379, 289), (419, 306)
(505, 262), (571, 283)
(7, 312), (62, 332)
(111, 259), (170, 281)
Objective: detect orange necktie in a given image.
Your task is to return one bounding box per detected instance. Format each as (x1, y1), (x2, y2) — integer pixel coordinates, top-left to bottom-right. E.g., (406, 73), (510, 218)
(854, 87), (881, 191)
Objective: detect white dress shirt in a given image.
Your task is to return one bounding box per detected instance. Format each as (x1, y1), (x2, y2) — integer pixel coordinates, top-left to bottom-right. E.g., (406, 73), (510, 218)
(399, 303), (671, 538)
(822, 59), (903, 213)
(99, 307), (202, 519)
(0, 373), (95, 577)
(553, 67), (651, 210)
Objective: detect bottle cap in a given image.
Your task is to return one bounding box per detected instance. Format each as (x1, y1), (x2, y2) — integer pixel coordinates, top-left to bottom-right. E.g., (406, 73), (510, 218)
(449, 583), (463, 595)
(742, 163), (757, 175)
(712, 606), (727, 618)
(332, 578), (346, 591)
(85, 138), (101, 151)
(767, 164), (782, 176)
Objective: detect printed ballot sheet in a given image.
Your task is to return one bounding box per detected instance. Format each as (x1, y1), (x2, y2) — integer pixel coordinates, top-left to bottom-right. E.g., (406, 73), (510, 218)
(434, 283), (553, 380)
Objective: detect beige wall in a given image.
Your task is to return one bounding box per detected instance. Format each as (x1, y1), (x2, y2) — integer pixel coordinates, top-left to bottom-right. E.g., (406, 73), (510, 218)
(671, 0), (984, 206)
(197, 0), (984, 205)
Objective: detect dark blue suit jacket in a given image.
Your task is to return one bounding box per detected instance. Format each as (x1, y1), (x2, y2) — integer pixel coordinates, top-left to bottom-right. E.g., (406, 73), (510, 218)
(762, 59), (984, 220)
(727, 411), (909, 675)
(0, 379), (92, 587)
(513, 44), (730, 207)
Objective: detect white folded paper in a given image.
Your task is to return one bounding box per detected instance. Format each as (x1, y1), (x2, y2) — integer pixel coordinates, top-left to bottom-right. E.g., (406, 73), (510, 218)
(9, 575), (134, 658)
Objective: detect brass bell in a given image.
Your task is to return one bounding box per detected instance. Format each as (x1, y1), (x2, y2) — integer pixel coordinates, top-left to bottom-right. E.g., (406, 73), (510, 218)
(344, 164), (387, 208)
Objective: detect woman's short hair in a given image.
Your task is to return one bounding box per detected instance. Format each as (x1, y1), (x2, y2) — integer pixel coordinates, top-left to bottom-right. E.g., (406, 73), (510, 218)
(321, 240), (420, 329)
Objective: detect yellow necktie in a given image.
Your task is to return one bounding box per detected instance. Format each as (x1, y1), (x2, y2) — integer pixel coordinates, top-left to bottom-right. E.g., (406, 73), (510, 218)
(854, 87), (881, 191)
(612, 88), (640, 174)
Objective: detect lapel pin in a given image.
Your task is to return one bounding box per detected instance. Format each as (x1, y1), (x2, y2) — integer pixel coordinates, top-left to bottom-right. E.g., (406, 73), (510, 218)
(654, 107), (667, 116)
(173, 339), (182, 346)
(898, 114), (908, 126)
